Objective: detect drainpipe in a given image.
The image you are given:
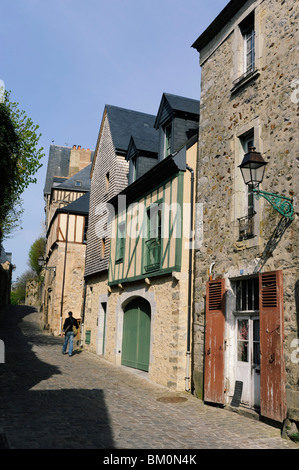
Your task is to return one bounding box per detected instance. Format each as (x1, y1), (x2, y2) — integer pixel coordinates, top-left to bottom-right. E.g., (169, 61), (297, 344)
(59, 212), (69, 334)
(209, 262), (215, 281)
(80, 280), (87, 347)
(185, 164), (194, 392)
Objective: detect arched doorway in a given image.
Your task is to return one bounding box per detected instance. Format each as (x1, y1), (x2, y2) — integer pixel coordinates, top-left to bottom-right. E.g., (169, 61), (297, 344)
(121, 297), (151, 372)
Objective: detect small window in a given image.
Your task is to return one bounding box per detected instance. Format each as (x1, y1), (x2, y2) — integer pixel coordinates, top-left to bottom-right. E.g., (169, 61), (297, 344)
(83, 217), (88, 243)
(164, 122), (172, 158)
(116, 222), (126, 263)
(105, 172), (110, 193)
(144, 204), (162, 272)
(235, 277), (259, 312)
(75, 180), (82, 187)
(131, 156), (137, 182)
(85, 330), (91, 344)
(240, 13), (255, 75)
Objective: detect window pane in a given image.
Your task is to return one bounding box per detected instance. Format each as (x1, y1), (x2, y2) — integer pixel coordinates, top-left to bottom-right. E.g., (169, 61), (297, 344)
(235, 278), (259, 311)
(253, 319), (259, 341)
(238, 341), (249, 362)
(253, 278), (259, 310)
(237, 320), (249, 362)
(238, 319), (248, 340)
(236, 281), (241, 311)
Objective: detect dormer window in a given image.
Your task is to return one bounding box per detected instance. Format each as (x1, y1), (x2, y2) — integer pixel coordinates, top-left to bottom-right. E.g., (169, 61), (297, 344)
(131, 156), (137, 182)
(164, 122), (172, 158)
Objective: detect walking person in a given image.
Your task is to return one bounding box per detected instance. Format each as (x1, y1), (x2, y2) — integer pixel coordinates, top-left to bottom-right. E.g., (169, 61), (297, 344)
(62, 311), (79, 357)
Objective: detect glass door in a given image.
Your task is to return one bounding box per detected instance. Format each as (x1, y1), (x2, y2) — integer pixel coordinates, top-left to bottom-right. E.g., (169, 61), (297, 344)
(236, 316), (260, 409)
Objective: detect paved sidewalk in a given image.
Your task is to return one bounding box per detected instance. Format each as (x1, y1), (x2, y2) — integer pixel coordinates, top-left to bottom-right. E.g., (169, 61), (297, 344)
(0, 305), (298, 450)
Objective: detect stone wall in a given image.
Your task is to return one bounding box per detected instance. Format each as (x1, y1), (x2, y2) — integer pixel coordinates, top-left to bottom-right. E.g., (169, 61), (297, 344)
(192, 0), (298, 418)
(83, 272), (109, 353)
(25, 279), (43, 309)
(44, 242), (86, 335)
(84, 272), (191, 391)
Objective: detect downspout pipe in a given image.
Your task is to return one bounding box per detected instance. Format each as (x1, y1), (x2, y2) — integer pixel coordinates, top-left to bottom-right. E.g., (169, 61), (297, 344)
(59, 212), (69, 335)
(185, 164), (194, 392)
(80, 280), (87, 348)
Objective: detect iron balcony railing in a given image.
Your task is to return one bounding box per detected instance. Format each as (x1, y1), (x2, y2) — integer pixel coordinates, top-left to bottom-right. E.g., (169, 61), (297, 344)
(238, 212), (256, 241)
(144, 238), (161, 272)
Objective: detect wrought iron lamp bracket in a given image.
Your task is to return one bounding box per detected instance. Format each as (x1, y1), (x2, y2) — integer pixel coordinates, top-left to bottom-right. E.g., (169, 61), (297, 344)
(252, 188), (294, 220)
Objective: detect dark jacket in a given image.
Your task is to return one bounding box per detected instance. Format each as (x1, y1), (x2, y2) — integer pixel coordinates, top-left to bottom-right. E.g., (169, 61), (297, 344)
(63, 316), (79, 333)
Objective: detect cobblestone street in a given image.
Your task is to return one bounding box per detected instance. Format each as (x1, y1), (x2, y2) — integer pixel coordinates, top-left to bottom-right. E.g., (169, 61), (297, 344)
(0, 305), (298, 453)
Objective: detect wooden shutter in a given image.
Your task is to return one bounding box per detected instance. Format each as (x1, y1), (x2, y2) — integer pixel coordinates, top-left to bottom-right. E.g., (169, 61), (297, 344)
(259, 270), (286, 422)
(204, 279), (226, 404)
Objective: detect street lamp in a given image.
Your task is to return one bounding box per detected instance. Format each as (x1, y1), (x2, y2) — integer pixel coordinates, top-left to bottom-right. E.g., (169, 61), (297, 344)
(38, 256), (56, 274)
(239, 147), (294, 220)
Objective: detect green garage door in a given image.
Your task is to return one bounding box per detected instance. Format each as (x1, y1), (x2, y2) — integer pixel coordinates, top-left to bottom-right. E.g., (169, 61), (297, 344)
(121, 298), (151, 372)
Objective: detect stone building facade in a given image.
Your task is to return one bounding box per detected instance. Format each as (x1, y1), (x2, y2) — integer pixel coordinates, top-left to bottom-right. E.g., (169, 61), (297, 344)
(192, 0), (298, 424)
(43, 194), (89, 335)
(42, 145), (93, 334)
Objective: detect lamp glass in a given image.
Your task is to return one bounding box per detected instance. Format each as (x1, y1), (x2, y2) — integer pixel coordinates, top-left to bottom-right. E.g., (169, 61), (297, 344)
(38, 256), (44, 267)
(239, 148), (267, 188)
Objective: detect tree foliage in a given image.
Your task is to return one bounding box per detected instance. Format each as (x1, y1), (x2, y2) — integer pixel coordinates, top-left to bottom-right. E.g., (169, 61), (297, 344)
(10, 269), (36, 305)
(0, 90), (44, 241)
(28, 236), (46, 275)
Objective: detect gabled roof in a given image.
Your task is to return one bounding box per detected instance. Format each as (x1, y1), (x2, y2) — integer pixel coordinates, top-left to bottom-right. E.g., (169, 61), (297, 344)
(105, 105), (157, 155)
(54, 163), (91, 192)
(126, 127), (159, 161)
(56, 192), (90, 216)
(154, 93), (200, 129)
(43, 145), (71, 195)
(47, 192), (90, 237)
(192, 0), (248, 52)
(91, 105), (157, 178)
(43, 145), (94, 195)
(109, 147), (188, 209)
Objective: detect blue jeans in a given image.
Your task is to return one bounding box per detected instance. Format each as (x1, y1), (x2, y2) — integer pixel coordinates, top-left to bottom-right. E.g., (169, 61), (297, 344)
(62, 332), (74, 356)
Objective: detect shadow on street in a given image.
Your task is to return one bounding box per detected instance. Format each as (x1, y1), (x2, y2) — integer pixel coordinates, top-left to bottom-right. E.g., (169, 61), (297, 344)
(0, 305), (114, 449)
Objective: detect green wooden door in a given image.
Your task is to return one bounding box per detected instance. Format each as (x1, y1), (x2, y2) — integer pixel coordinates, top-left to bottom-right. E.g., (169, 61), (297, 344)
(121, 298), (151, 372)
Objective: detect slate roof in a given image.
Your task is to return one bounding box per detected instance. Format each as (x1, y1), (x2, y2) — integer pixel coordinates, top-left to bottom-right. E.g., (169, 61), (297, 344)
(192, 0), (248, 52)
(154, 93), (200, 129)
(55, 164), (91, 192)
(56, 192), (90, 216)
(0, 245), (12, 264)
(43, 145), (94, 195)
(109, 146), (188, 209)
(43, 145), (72, 195)
(105, 105), (157, 155)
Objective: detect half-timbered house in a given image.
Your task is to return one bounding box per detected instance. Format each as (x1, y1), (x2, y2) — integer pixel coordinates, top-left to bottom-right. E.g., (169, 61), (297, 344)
(82, 105), (158, 352)
(102, 94), (199, 391)
(42, 144), (93, 334)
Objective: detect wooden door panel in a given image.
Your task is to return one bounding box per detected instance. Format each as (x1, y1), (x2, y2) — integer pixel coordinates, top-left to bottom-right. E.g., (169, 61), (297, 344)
(204, 279), (226, 404)
(122, 298), (151, 372)
(259, 271), (286, 422)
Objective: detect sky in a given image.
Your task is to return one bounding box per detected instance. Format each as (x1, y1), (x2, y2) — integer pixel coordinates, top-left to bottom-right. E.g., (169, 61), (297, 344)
(1, 0), (228, 282)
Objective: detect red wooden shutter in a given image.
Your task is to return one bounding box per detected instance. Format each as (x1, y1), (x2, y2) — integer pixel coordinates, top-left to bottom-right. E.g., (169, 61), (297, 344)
(204, 279), (226, 404)
(259, 270), (286, 422)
